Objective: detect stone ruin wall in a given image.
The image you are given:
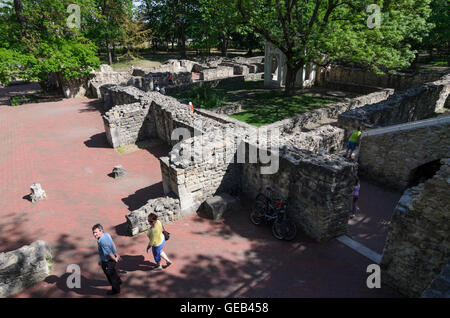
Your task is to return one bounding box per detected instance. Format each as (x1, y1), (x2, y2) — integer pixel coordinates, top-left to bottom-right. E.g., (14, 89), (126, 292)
(265, 88), (393, 136)
(89, 56), (265, 99)
(380, 158), (450, 297)
(281, 125), (346, 154)
(160, 133), (242, 216)
(242, 146), (357, 242)
(422, 261), (450, 298)
(159, 133), (357, 242)
(337, 75), (450, 133)
(358, 117), (450, 190)
(126, 196), (181, 236)
(100, 84), (358, 240)
(102, 89), (233, 149)
(316, 64), (449, 91)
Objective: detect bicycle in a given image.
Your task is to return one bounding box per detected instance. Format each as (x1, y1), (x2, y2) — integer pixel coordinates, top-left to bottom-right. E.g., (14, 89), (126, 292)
(250, 188), (297, 241)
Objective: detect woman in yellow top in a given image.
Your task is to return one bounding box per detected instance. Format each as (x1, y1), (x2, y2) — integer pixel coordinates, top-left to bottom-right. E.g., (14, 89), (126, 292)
(146, 213), (172, 270)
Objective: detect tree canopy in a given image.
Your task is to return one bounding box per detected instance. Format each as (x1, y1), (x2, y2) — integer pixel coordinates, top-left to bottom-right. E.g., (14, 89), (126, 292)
(0, 0), (100, 85)
(236, 0), (434, 95)
(0, 0), (446, 90)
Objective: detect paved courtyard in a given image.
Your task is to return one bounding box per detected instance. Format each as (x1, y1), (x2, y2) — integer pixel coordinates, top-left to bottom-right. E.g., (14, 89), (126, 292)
(0, 95), (401, 297)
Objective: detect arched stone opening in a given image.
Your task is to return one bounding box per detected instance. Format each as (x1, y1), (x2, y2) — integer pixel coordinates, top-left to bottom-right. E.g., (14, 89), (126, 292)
(408, 159), (443, 188)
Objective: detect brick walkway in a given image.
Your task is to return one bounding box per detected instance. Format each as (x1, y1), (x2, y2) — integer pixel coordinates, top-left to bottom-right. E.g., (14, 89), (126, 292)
(0, 95), (400, 297)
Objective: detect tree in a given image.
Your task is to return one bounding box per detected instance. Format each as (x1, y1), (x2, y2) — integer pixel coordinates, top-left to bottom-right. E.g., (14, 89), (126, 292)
(421, 0), (450, 64)
(199, 0), (241, 56)
(236, 0), (433, 96)
(121, 14), (154, 58)
(84, 0), (134, 64)
(0, 0), (100, 86)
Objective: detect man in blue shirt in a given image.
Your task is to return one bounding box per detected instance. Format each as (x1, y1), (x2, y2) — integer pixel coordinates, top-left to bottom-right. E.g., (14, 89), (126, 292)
(92, 224), (122, 295)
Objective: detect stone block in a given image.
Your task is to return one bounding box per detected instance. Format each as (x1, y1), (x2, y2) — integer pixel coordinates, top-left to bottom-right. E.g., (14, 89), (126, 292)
(30, 183), (46, 203)
(200, 193), (239, 220)
(0, 241), (53, 297)
(112, 165), (126, 178)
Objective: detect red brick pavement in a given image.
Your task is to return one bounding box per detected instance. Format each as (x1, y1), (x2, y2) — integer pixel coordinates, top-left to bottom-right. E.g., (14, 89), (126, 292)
(0, 95), (401, 298)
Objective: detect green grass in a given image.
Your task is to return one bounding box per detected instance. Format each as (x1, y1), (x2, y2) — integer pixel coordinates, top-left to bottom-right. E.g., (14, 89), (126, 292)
(171, 80), (336, 126)
(228, 93), (336, 126)
(10, 94), (38, 106)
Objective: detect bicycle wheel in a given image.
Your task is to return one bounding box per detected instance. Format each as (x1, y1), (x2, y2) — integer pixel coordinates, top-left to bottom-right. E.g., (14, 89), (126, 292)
(282, 220), (297, 241)
(272, 219), (297, 241)
(272, 221), (285, 240)
(250, 194), (266, 225)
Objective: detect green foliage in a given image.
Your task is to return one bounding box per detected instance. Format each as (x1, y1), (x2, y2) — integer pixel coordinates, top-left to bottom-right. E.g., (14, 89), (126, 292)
(9, 94), (38, 106)
(236, 0), (434, 93)
(421, 0), (450, 63)
(186, 84), (224, 109)
(0, 0), (100, 86)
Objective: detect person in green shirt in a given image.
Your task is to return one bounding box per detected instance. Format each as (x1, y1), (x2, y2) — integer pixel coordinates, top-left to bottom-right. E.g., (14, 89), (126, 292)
(146, 213), (172, 270)
(345, 126), (362, 159)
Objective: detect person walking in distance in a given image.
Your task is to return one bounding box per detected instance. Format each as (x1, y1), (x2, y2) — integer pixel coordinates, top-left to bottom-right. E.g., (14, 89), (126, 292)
(351, 178), (361, 219)
(92, 224), (122, 295)
(146, 213), (172, 270)
(345, 126), (362, 159)
(189, 101), (194, 113)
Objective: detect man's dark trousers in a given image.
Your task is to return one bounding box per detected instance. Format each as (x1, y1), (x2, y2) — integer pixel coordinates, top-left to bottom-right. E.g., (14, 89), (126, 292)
(101, 260), (121, 292)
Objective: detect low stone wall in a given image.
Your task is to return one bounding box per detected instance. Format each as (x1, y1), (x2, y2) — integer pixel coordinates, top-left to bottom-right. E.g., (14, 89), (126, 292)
(337, 76), (450, 132)
(422, 261), (450, 298)
(102, 85), (233, 148)
(100, 85), (148, 111)
(200, 66), (235, 81)
(165, 75), (246, 95)
(149, 72), (193, 88)
(265, 89), (393, 135)
(317, 64), (449, 91)
(380, 158), (450, 297)
(358, 116), (450, 190)
(126, 196), (181, 236)
(0, 240), (53, 298)
(88, 70), (132, 99)
(320, 81), (383, 95)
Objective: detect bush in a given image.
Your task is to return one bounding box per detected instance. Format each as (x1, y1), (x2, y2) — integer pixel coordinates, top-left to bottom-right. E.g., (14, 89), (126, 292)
(187, 84), (223, 110)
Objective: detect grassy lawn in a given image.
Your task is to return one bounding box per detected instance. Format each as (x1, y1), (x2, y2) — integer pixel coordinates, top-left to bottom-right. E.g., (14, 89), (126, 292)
(111, 57), (162, 72)
(170, 80), (337, 126)
(228, 93), (336, 126)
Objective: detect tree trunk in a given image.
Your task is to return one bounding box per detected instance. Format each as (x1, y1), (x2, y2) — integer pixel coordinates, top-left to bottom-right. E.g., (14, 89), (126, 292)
(221, 36), (229, 57)
(105, 34), (112, 65)
(284, 63), (301, 97)
(179, 23), (186, 58)
(14, 0), (27, 39)
(112, 43), (116, 63)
